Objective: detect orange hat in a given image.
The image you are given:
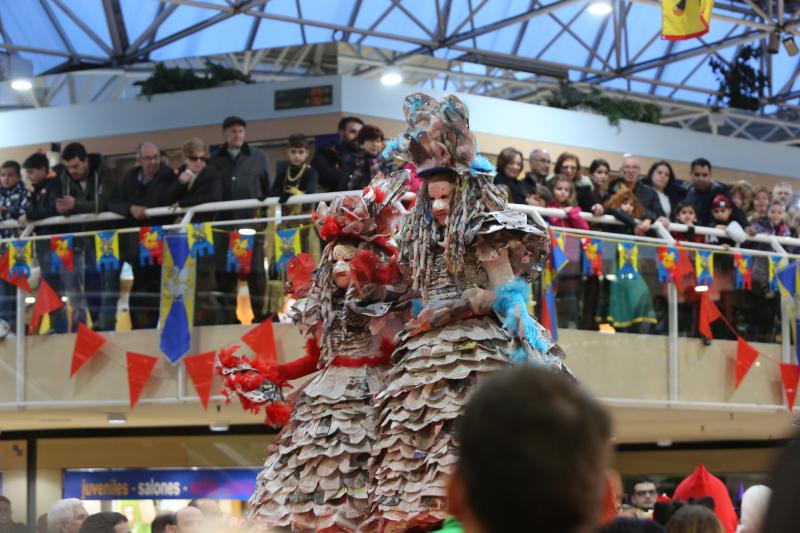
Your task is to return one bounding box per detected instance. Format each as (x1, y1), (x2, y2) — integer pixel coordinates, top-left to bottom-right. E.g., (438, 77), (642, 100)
(673, 464), (738, 533)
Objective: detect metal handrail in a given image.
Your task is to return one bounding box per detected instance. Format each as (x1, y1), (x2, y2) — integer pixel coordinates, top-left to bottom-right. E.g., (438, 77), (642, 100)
(5, 193), (796, 412)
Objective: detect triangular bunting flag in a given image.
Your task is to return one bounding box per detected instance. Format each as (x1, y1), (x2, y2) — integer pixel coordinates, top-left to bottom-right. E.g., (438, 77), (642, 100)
(699, 292), (721, 340)
(70, 323), (106, 378)
(29, 279), (65, 334)
(126, 352), (159, 408)
(241, 320), (277, 364)
(183, 351), (216, 410)
(734, 337), (759, 389)
(780, 363), (800, 411)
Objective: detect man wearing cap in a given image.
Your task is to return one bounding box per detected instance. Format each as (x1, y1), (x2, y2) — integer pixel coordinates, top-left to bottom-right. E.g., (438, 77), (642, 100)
(208, 116), (272, 323)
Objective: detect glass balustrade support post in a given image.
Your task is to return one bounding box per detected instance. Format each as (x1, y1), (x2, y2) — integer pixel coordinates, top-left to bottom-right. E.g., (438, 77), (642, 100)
(668, 281), (679, 401)
(15, 287), (25, 404)
(177, 362), (187, 401)
(781, 294), (792, 363)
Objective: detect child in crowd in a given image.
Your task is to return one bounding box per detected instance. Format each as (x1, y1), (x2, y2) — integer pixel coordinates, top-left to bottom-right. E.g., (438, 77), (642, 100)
(0, 160), (31, 330)
(671, 201), (704, 243)
(752, 200), (791, 238)
(601, 189), (656, 333)
(548, 174), (590, 230)
(749, 187), (770, 222)
(707, 194), (748, 247)
(22, 153), (72, 334)
(269, 133), (319, 206)
(526, 184), (552, 208)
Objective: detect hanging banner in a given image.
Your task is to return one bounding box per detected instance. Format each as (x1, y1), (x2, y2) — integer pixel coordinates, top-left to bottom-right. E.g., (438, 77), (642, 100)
(695, 250), (714, 287)
(188, 223), (214, 258)
(780, 363), (800, 411)
(275, 228), (302, 270)
(734, 253), (753, 290)
(581, 238), (603, 277)
(50, 235), (74, 273)
(540, 265), (558, 341)
(769, 256), (785, 292)
(662, 0), (713, 40)
(777, 260), (798, 299)
(0, 248), (31, 292)
(617, 242), (638, 279)
(699, 292), (722, 340)
(9, 240), (32, 280)
(548, 228), (568, 273)
(29, 279), (64, 334)
(159, 232), (196, 364)
(139, 226), (164, 266)
(227, 231), (254, 274)
(95, 231), (120, 271)
(657, 246), (679, 284)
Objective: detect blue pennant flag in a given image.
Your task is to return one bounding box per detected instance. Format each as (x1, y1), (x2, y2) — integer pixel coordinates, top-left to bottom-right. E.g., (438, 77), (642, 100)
(159, 232), (196, 364)
(777, 260), (798, 299)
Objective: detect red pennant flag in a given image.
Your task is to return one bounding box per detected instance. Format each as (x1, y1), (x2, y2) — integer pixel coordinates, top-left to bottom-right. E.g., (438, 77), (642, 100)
(241, 320), (277, 364)
(126, 352), (159, 409)
(780, 363), (800, 411)
(183, 351), (216, 410)
(29, 279), (65, 334)
(734, 337), (759, 389)
(0, 249), (31, 293)
(70, 323), (106, 378)
(699, 292), (722, 340)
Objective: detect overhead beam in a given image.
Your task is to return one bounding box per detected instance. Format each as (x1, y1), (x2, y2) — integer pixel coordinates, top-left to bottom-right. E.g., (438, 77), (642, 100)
(102, 0), (131, 58)
(126, 3), (178, 53)
(38, 0), (77, 58)
(50, 0), (114, 56)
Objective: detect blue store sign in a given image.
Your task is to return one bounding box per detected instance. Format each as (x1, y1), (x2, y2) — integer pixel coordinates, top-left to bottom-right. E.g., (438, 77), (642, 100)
(63, 468), (260, 500)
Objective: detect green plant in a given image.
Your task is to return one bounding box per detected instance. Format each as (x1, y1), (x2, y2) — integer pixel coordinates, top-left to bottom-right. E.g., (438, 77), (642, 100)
(708, 44), (768, 111)
(545, 81), (661, 126)
(134, 60), (253, 98)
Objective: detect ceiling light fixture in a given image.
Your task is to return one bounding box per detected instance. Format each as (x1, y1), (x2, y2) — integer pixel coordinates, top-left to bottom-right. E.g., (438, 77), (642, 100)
(768, 31), (781, 54)
(588, 0), (613, 15)
(237, 228), (256, 236)
(107, 413), (127, 425)
(784, 36), (799, 57)
(380, 69), (403, 86)
(209, 421), (229, 432)
(10, 79), (32, 91)
(694, 285), (709, 293)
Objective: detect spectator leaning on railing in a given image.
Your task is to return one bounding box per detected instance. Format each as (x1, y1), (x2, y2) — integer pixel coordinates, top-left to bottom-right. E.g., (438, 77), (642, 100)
(208, 115), (271, 324)
(0, 160), (31, 332)
(108, 142), (183, 330)
(56, 142), (118, 332)
(607, 154), (661, 236)
(493, 147), (529, 204)
(22, 153), (71, 334)
(525, 147), (552, 186)
(311, 115), (363, 193)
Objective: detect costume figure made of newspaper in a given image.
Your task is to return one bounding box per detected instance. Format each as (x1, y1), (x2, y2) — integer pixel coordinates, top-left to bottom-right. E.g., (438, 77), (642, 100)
(363, 93), (570, 532)
(217, 175), (407, 532)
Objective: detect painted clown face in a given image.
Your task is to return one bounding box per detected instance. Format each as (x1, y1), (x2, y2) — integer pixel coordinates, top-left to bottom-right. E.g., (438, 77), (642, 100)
(427, 177), (456, 227)
(332, 243), (356, 289)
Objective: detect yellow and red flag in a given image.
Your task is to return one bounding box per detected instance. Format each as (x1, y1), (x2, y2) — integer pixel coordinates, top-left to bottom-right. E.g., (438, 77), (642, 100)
(663, 0), (713, 40)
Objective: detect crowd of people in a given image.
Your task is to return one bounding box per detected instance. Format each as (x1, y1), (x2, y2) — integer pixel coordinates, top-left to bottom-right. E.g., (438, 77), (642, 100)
(1, 367), (798, 533)
(0, 116), (793, 338)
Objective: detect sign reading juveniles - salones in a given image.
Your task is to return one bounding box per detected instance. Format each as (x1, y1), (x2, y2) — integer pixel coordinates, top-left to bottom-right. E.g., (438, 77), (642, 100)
(63, 468), (260, 500)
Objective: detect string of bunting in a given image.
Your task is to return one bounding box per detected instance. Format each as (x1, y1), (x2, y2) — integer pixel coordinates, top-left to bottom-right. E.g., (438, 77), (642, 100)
(67, 318), (279, 411)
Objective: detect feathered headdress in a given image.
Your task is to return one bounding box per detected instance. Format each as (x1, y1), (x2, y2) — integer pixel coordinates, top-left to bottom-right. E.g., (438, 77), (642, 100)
(383, 92), (495, 178)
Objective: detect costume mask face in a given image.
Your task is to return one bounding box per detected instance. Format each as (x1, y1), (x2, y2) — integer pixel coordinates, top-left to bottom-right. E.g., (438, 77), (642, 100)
(428, 178), (456, 227)
(332, 244), (356, 289)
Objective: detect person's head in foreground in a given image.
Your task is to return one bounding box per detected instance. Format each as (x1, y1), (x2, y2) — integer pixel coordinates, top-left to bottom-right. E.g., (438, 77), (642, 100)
(665, 505), (724, 533)
(762, 432), (800, 533)
(77, 512), (129, 533)
(47, 498), (89, 533)
(447, 366), (613, 533)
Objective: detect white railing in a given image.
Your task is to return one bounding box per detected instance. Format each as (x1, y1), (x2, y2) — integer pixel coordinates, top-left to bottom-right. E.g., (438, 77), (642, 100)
(3, 192), (796, 411)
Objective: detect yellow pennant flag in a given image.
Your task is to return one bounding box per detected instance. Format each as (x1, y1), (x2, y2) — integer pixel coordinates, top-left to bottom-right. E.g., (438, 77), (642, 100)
(663, 0), (713, 40)
(275, 227), (302, 269)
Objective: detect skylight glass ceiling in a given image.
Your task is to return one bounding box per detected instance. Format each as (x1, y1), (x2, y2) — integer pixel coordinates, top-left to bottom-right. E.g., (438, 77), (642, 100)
(0, 0), (796, 117)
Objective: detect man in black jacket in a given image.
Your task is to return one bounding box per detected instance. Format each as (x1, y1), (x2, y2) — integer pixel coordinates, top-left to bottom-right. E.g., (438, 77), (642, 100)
(208, 116), (271, 324)
(109, 142), (182, 329)
(58, 142), (119, 331)
(311, 116), (363, 193)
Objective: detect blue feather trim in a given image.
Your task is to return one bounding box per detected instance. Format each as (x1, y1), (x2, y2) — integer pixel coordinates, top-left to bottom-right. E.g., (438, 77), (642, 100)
(492, 278), (551, 357)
